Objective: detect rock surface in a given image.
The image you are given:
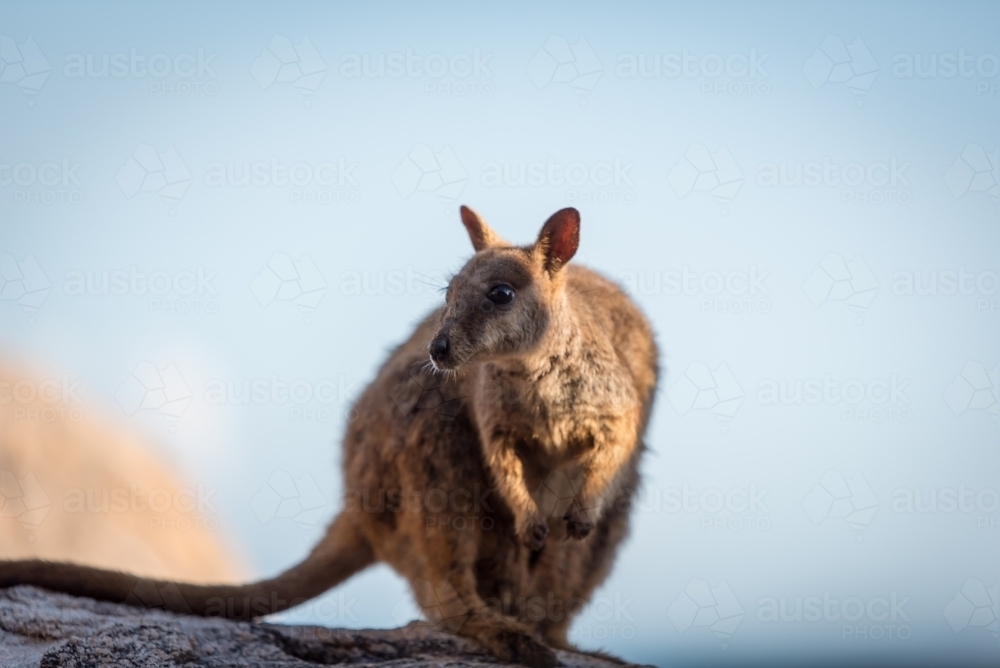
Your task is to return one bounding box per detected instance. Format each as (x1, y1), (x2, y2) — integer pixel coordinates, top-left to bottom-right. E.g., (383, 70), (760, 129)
(0, 586), (627, 668)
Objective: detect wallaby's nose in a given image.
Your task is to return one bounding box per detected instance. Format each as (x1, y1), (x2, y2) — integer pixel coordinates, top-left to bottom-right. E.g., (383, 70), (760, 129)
(429, 335), (450, 362)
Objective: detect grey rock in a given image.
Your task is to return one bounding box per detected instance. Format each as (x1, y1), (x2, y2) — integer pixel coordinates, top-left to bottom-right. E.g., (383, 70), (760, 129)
(0, 586), (628, 668)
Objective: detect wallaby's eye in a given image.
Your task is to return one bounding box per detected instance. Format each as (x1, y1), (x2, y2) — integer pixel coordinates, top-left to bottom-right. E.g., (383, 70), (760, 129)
(487, 284), (515, 305)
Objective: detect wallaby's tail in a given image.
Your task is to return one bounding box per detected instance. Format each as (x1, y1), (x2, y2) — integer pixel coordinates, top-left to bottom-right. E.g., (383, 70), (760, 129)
(0, 512), (374, 620)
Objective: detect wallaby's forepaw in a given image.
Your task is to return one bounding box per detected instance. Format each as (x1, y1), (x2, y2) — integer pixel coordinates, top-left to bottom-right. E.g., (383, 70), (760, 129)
(564, 509), (594, 540)
(496, 629), (558, 668)
(519, 517), (549, 551)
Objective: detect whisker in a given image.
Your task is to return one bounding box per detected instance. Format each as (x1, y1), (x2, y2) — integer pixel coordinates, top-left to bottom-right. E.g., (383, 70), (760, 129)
(413, 277), (448, 290)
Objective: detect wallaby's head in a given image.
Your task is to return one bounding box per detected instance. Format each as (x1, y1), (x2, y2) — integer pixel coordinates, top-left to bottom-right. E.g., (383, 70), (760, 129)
(429, 206), (580, 371)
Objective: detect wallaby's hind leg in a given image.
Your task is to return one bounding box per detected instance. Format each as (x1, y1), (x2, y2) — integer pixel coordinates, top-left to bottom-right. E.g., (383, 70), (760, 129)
(411, 566), (556, 668)
(462, 615), (557, 668)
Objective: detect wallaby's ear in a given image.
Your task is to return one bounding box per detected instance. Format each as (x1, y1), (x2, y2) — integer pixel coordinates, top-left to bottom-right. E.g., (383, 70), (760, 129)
(535, 208), (580, 274)
(460, 205), (507, 252)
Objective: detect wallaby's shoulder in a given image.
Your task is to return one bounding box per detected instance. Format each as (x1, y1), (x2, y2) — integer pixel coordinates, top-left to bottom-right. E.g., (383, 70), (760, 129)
(566, 263), (652, 329)
(565, 264), (658, 397)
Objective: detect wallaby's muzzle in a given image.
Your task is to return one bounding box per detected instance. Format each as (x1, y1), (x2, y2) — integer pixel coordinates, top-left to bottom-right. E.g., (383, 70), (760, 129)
(429, 334), (450, 365)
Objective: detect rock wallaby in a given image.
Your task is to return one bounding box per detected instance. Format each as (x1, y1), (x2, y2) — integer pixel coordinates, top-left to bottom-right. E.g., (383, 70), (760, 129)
(0, 206), (658, 668)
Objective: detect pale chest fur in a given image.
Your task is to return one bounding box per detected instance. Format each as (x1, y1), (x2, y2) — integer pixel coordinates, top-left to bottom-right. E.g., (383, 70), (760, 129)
(472, 347), (640, 458)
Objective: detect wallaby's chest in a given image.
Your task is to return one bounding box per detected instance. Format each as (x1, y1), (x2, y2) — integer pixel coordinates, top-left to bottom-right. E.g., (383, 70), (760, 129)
(473, 357), (633, 454)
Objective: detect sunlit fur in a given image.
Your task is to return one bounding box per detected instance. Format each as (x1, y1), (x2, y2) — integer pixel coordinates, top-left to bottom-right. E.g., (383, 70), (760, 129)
(0, 206), (658, 668)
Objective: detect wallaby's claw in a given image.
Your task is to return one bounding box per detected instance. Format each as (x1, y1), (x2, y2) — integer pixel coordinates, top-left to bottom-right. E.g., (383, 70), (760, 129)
(565, 518), (593, 540)
(522, 520), (550, 551)
(563, 508), (594, 540)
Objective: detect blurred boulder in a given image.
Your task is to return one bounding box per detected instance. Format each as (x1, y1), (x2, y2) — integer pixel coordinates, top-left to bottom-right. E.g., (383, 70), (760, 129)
(0, 363), (242, 584)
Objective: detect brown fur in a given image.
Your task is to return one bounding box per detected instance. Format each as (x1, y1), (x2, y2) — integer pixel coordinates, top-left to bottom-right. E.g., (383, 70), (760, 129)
(0, 207), (658, 668)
